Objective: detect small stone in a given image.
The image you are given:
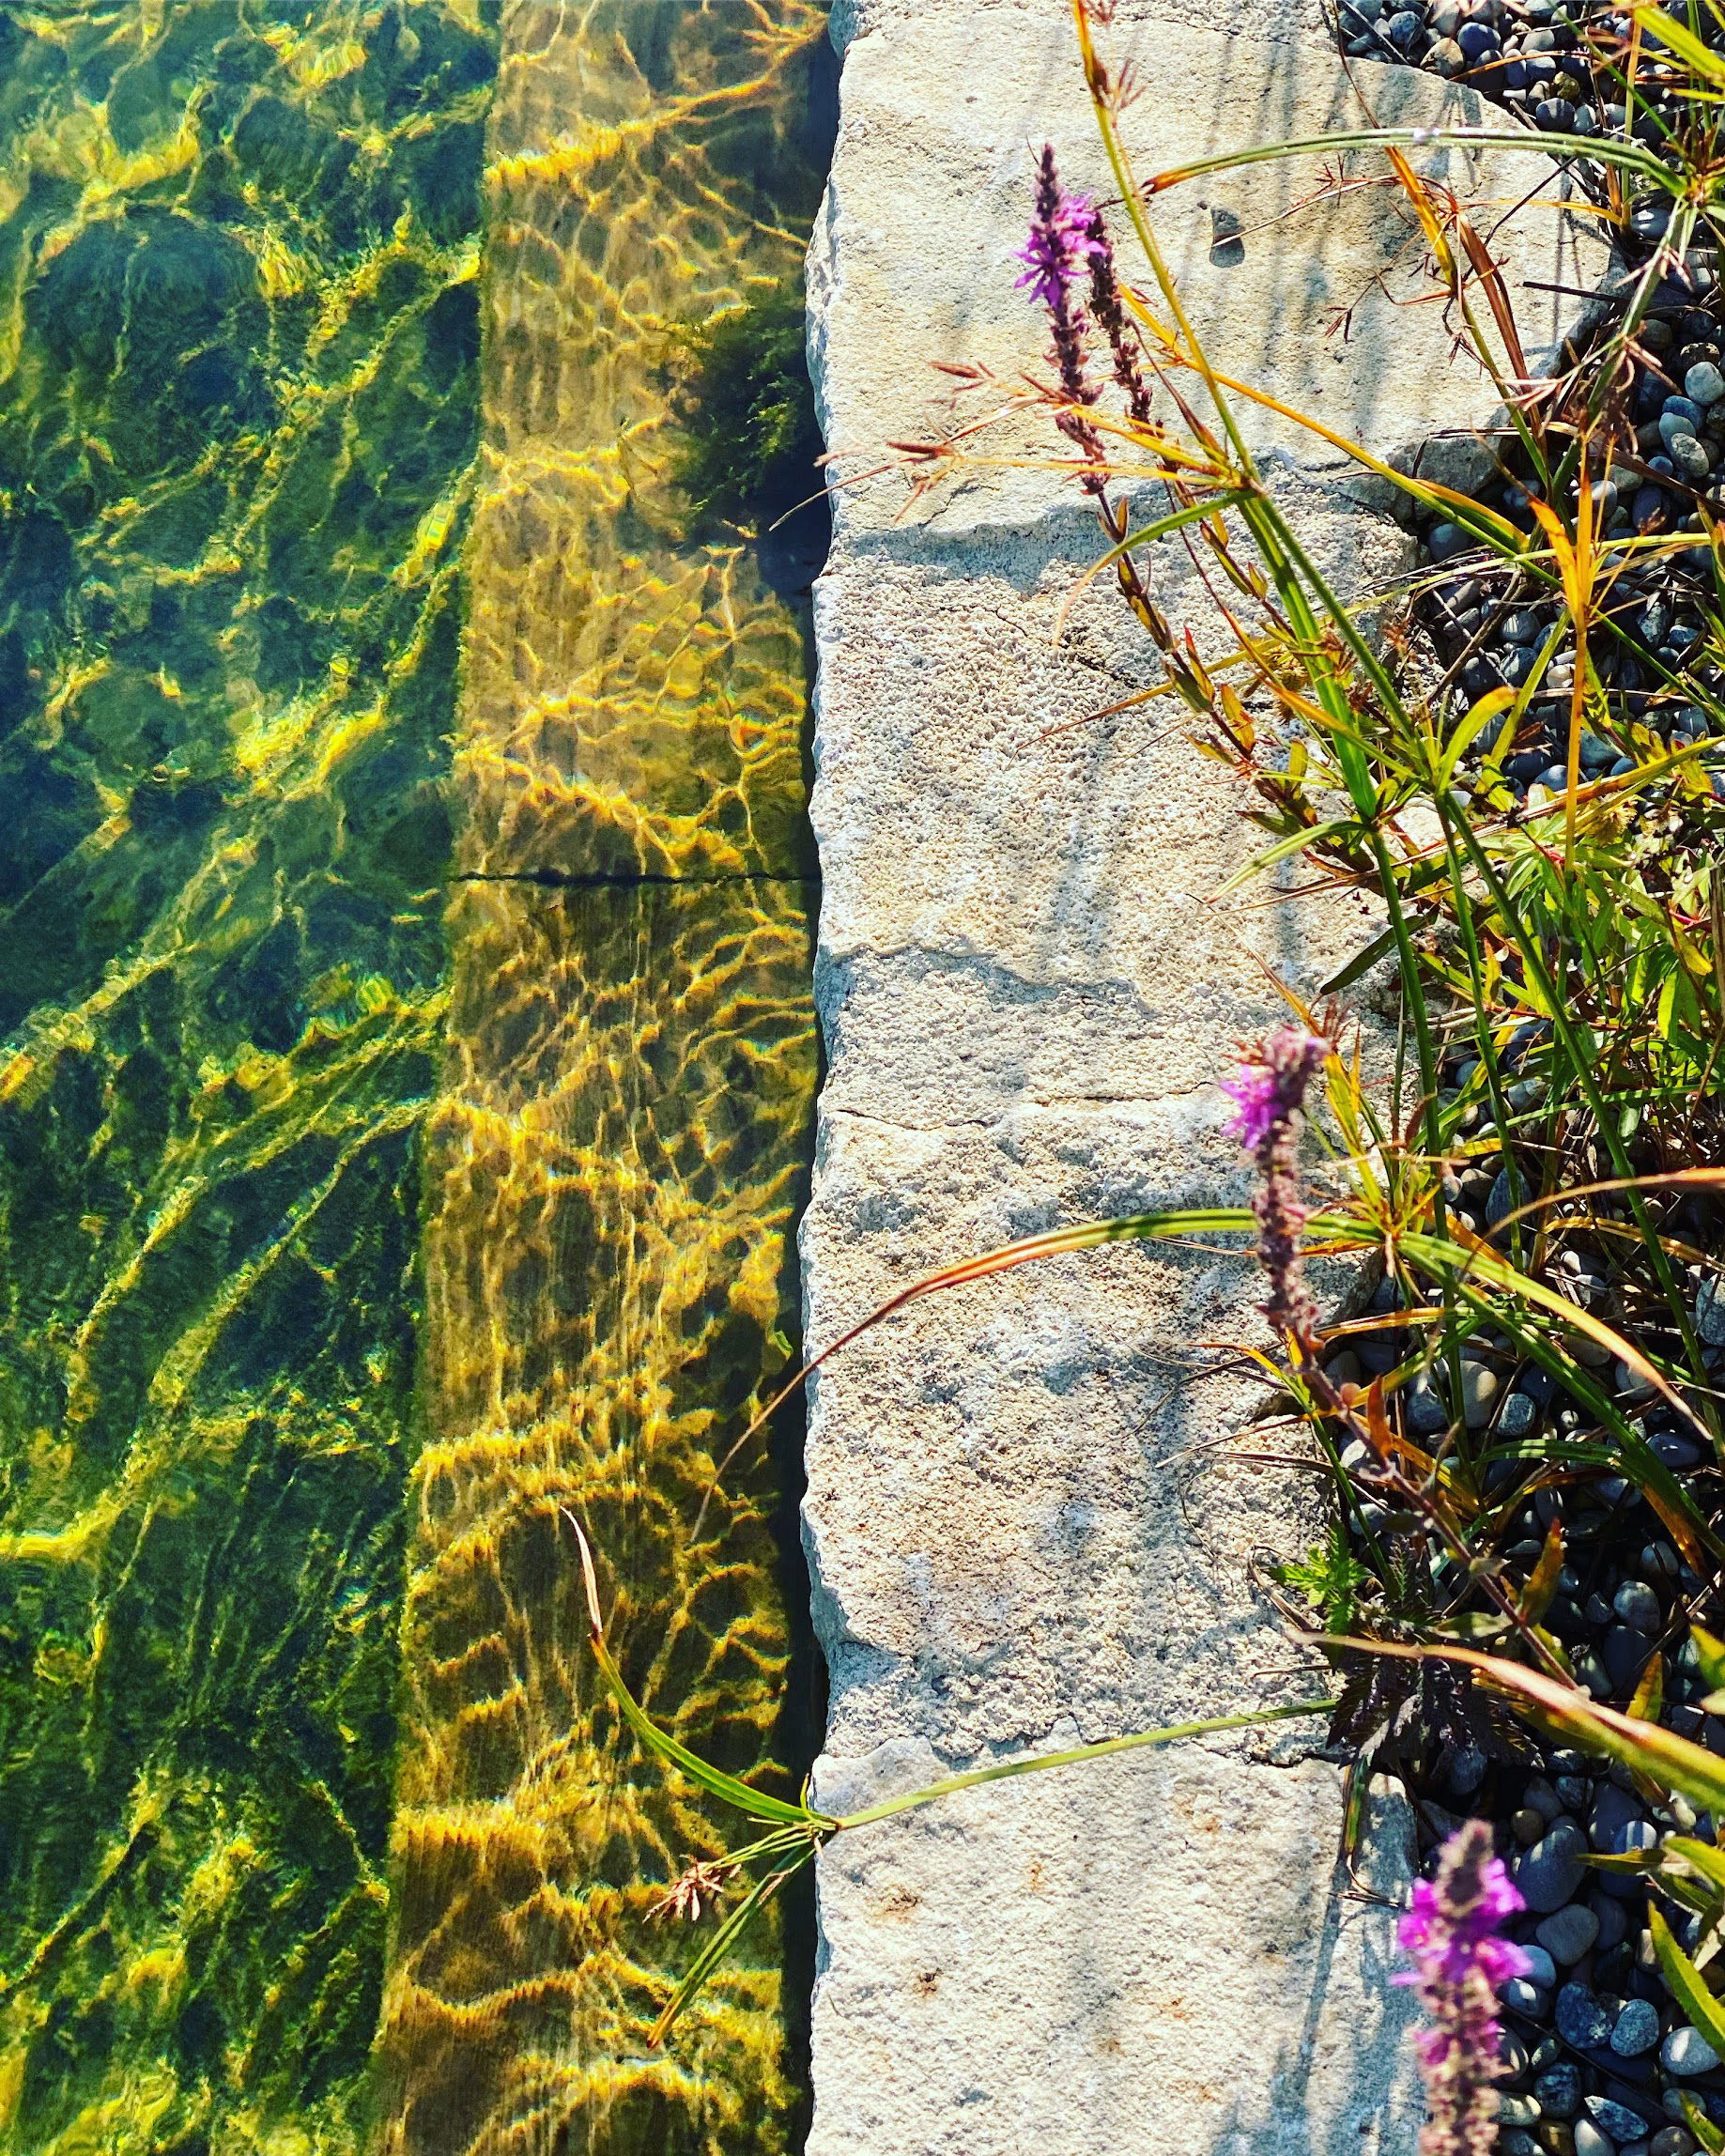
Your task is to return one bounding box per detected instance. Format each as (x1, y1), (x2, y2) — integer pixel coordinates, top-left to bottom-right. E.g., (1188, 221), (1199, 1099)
(1521, 1944), (1559, 1991)
(1697, 1275), (1725, 1346)
(1461, 1361), (1502, 1427)
(1612, 1997), (1661, 2056)
(1686, 359), (1725, 405)
(1524, 1777), (1563, 1825)
(1513, 1805), (1547, 1845)
(1556, 1979), (1613, 2048)
(1426, 34), (1466, 69)
(1650, 2128), (1698, 2156)
(1663, 2025), (1722, 2076)
(1671, 431), (1713, 480)
(1590, 1892), (1629, 1952)
(1601, 1625), (1656, 1693)
(1406, 1374), (1449, 1435)
(1615, 1579), (1663, 1631)
(1590, 2099), (1658, 2144)
(1503, 1975), (1550, 2015)
(1575, 2128), (1614, 2156)
(1496, 1388), (1537, 1440)
(1519, 1821), (1589, 1912)
(1538, 1903), (1600, 1964)
(1536, 2062), (1583, 2120)
(1500, 2091), (1543, 2128)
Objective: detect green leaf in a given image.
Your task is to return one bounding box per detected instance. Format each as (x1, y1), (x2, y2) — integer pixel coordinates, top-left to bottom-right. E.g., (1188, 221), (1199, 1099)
(1693, 1625), (1725, 1693)
(1437, 687), (1514, 790)
(1319, 921), (1398, 995)
(1681, 2095), (1725, 2156)
(1668, 1835), (1725, 1898)
(1649, 1904), (1725, 2067)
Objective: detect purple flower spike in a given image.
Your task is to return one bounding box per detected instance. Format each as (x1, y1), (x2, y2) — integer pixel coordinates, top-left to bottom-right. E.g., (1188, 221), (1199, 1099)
(1397, 1821), (1532, 2156)
(1015, 174), (1101, 309)
(1221, 1025), (1328, 1151)
(1221, 1024), (1329, 1344)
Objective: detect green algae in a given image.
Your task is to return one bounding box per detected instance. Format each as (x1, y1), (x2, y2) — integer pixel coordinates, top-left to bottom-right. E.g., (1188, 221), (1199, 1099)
(0, 4), (492, 2148)
(0, 0), (834, 2148)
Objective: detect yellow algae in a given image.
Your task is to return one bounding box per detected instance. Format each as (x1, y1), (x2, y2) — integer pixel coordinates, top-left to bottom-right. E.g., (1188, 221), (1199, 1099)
(374, 6), (830, 2148)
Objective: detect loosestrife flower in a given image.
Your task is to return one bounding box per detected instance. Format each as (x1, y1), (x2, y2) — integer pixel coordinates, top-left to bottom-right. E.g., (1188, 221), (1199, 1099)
(1017, 145), (1107, 490)
(1222, 1024), (1330, 1343)
(1396, 1820), (1530, 2156)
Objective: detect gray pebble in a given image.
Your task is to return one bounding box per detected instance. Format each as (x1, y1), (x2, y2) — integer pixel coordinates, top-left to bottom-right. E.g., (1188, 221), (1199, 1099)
(1663, 2024), (1721, 2076)
(1538, 1902), (1600, 1964)
(1615, 1579), (1663, 1631)
(1500, 2092), (1543, 2127)
(1612, 1996), (1662, 2056)
(1556, 1979), (1613, 2048)
(1406, 1373), (1449, 1435)
(1592, 1779), (1654, 1854)
(1591, 2099), (1658, 2144)
(1502, 1976), (1549, 2015)
(1535, 2061), (1582, 2119)
(1686, 359), (1725, 405)
(1518, 1819), (1588, 1911)
(1461, 1361), (1501, 1427)
(1575, 2123), (1616, 2156)
(1601, 1624), (1656, 1695)
(1590, 1891), (1629, 1952)
(1501, 2136), (1542, 2156)
(1697, 1274), (1725, 1346)
(1520, 1943), (1558, 1990)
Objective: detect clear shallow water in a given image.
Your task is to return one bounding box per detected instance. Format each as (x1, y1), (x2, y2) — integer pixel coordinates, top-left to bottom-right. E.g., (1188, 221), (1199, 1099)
(0, 3), (829, 2149)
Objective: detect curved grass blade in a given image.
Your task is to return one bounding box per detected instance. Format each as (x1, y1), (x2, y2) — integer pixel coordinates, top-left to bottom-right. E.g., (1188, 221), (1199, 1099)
(572, 1517), (834, 1830)
(699, 1203), (1368, 1519)
(1329, 1637), (1725, 1817)
(1649, 1905), (1725, 2066)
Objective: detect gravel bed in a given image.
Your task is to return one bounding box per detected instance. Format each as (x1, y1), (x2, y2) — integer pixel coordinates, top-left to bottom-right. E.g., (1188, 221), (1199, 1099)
(1317, 10), (1725, 2147)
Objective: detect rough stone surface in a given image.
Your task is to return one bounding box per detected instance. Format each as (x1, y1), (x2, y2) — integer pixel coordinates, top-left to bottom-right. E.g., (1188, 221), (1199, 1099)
(802, 2), (1604, 2150)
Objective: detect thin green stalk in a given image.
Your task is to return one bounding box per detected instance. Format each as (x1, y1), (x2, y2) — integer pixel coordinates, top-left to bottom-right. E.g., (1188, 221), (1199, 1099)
(834, 1700), (1334, 1829)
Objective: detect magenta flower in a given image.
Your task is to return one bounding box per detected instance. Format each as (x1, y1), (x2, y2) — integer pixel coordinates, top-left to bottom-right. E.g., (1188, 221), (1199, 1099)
(1015, 172), (1101, 309)
(1396, 1821), (1531, 2156)
(1221, 1025), (1328, 1150)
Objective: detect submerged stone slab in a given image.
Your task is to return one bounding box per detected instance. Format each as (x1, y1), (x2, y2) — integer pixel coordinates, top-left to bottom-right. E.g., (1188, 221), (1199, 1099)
(804, 1), (1604, 2152)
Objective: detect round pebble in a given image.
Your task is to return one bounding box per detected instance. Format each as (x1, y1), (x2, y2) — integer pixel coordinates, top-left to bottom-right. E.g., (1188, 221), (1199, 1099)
(1538, 1903), (1601, 1964)
(1536, 2061), (1583, 2119)
(1612, 1996), (1662, 2056)
(1557, 1979), (1613, 2049)
(1614, 1579), (1663, 1631)
(1460, 1361), (1501, 1426)
(1686, 359), (1725, 404)
(1518, 1820), (1588, 1911)
(1664, 2025), (1722, 2076)
(1575, 2122), (1616, 2156)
